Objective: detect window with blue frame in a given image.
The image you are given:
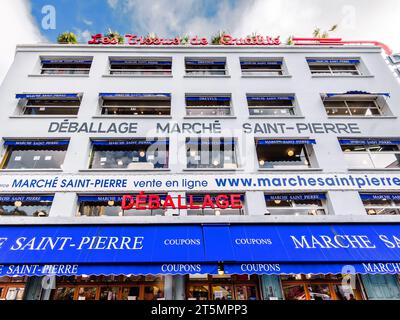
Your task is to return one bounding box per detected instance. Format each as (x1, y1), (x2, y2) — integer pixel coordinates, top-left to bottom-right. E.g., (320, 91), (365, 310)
(185, 58), (227, 76)
(247, 94), (296, 116)
(360, 193), (400, 215)
(40, 56), (92, 75)
(89, 139), (169, 170)
(0, 195), (53, 217)
(108, 57), (172, 76)
(307, 58), (362, 76)
(185, 95), (232, 116)
(240, 58), (286, 76)
(264, 193), (327, 216)
(1, 140), (69, 170)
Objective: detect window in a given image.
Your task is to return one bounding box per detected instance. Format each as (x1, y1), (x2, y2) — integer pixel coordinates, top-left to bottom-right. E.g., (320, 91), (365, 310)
(265, 193), (326, 216)
(240, 58), (286, 76)
(323, 93), (391, 117)
(89, 139), (169, 169)
(256, 139), (315, 169)
(0, 195), (53, 217)
(108, 57), (172, 76)
(99, 93), (171, 116)
(78, 195), (167, 217)
(185, 194), (245, 216)
(360, 193), (400, 215)
(1, 140), (69, 170)
(40, 57), (92, 75)
(186, 138), (237, 169)
(247, 95), (296, 116)
(185, 58), (227, 76)
(16, 93), (81, 116)
(340, 139), (400, 169)
(307, 58), (361, 76)
(186, 95), (232, 116)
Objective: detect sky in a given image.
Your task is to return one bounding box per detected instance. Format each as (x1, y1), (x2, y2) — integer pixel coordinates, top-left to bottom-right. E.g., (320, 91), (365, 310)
(0, 0), (399, 83)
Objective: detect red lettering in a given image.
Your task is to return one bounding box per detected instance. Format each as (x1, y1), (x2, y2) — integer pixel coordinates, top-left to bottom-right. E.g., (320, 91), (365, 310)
(230, 194), (242, 209)
(88, 34), (102, 44)
(177, 195), (188, 209)
(220, 34), (233, 45)
(163, 195), (176, 209)
(121, 195), (134, 210)
(202, 195), (215, 209)
(148, 195), (160, 209)
(188, 195), (200, 209)
(215, 194), (229, 209)
(135, 192), (147, 210)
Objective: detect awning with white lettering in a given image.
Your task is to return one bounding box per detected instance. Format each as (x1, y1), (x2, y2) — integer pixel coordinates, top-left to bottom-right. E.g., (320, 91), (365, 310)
(99, 93), (171, 98)
(326, 91), (390, 98)
(247, 96), (295, 101)
(185, 60), (225, 65)
(16, 93), (79, 99)
(0, 195), (54, 202)
(257, 139), (316, 145)
(360, 194), (400, 201)
(339, 139), (400, 145)
(109, 60), (171, 65)
(264, 194), (326, 201)
(186, 139), (236, 145)
(186, 96), (230, 102)
(240, 60), (283, 66)
(307, 58), (360, 64)
(77, 195), (167, 202)
(4, 140), (69, 146)
(91, 140), (169, 146)
(41, 59), (92, 64)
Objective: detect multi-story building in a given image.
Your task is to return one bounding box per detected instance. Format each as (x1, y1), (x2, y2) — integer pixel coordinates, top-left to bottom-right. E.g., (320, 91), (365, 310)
(0, 37), (400, 300)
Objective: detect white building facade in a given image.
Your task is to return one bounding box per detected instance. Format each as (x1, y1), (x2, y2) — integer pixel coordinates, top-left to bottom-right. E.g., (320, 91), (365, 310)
(0, 41), (400, 300)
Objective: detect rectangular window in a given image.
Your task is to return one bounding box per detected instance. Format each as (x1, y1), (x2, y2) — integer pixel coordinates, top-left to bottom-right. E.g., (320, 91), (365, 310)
(1, 140), (69, 170)
(0, 195), (53, 217)
(247, 95), (295, 116)
(40, 57), (92, 75)
(323, 93), (391, 117)
(361, 193), (400, 215)
(256, 139), (315, 169)
(186, 138), (237, 169)
(109, 57), (172, 76)
(89, 139), (169, 169)
(16, 93), (81, 116)
(307, 58), (361, 76)
(78, 195), (167, 217)
(240, 58), (285, 76)
(265, 193), (326, 216)
(340, 139), (400, 169)
(186, 95), (232, 116)
(99, 93), (171, 116)
(185, 194), (245, 216)
(185, 58), (227, 76)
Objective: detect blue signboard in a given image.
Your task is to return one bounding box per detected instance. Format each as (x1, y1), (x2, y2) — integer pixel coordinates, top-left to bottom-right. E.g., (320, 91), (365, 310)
(306, 59), (360, 64)
(360, 194), (400, 201)
(339, 139), (400, 145)
(247, 96), (294, 101)
(4, 140), (69, 147)
(257, 139), (316, 145)
(240, 61), (282, 66)
(99, 93), (170, 98)
(91, 140), (168, 146)
(264, 194), (326, 201)
(16, 93), (79, 99)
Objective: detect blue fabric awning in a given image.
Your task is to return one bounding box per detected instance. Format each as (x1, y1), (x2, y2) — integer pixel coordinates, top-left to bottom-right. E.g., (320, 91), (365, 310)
(186, 139), (236, 145)
(92, 140), (168, 146)
(240, 61), (283, 66)
(265, 194), (326, 201)
(78, 195), (167, 202)
(41, 59), (92, 64)
(110, 60), (171, 65)
(247, 96), (295, 101)
(360, 194), (400, 201)
(307, 58), (360, 64)
(0, 224), (400, 275)
(186, 60), (225, 65)
(4, 140), (69, 146)
(99, 93), (171, 98)
(257, 139), (316, 145)
(339, 139), (400, 145)
(0, 195), (54, 202)
(16, 93), (79, 99)
(186, 96), (230, 102)
(326, 91), (390, 98)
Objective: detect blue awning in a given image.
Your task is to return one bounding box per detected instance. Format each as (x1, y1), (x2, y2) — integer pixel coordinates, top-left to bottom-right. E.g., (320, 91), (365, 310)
(41, 59), (92, 64)
(110, 60), (172, 65)
(247, 96), (295, 101)
(186, 139), (236, 145)
(0, 224), (400, 275)
(187, 195), (245, 201)
(4, 140), (69, 146)
(339, 139), (400, 145)
(186, 96), (230, 102)
(0, 195), (54, 202)
(240, 61), (282, 66)
(257, 139), (316, 145)
(16, 93), (79, 99)
(265, 194), (326, 201)
(78, 195), (167, 202)
(326, 91), (390, 98)
(92, 140), (168, 146)
(99, 93), (171, 98)
(360, 194), (400, 201)
(307, 58), (360, 64)
(186, 60), (225, 65)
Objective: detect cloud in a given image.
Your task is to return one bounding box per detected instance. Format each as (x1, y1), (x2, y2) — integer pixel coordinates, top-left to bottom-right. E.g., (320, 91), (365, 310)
(73, 28), (92, 42)
(0, 0), (45, 84)
(111, 0), (400, 52)
(82, 18), (93, 26)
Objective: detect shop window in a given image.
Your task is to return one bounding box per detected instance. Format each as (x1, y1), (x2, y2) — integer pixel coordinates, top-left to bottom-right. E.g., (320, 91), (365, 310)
(185, 57), (227, 76)
(185, 94), (232, 116)
(281, 275), (364, 300)
(78, 194), (167, 216)
(360, 193), (400, 215)
(265, 193), (326, 216)
(186, 138), (237, 169)
(322, 92), (391, 117)
(256, 139), (315, 169)
(185, 193), (245, 216)
(16, 93), (81, 116)
(340, 139), (400, 169)
(40, 56), (92, 75)
(99, 93), (171, 116)
(0, 195), (53, 217)
(0, 277), (26, 300)
(1, 140), (69, 170)
(89, 139), (169, 170)
(307, 58), (362, 76)
(109, 57), (172, 75)
(240, 58), (286, 76)
(247, 94), (296, 116)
